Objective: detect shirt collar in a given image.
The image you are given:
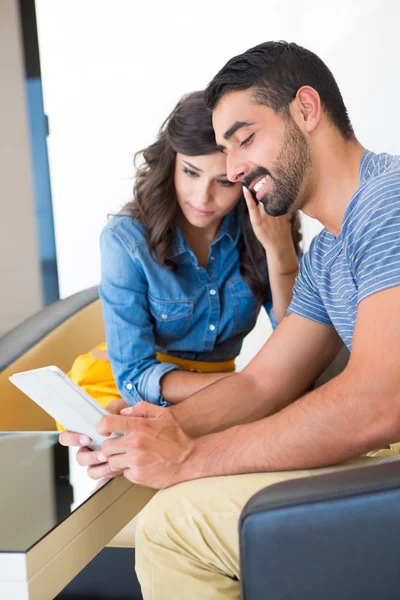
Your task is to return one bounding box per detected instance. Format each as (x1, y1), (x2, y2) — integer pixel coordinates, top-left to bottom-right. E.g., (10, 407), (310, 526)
(167, 208), (238, 259)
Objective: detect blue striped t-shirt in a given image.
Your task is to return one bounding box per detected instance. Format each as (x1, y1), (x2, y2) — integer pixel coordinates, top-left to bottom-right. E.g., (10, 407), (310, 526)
(289, 150), (400, 350)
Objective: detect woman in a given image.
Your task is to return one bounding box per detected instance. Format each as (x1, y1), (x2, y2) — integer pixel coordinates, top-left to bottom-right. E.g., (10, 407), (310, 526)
(68, 91), (301, 412)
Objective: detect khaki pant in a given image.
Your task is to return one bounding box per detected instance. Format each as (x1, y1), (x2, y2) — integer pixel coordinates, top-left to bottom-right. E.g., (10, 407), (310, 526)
(134, 448), (399, 599)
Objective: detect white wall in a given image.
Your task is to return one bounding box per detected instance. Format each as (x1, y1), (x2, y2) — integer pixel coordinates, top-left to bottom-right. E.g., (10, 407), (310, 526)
(34, 0), (400, 361)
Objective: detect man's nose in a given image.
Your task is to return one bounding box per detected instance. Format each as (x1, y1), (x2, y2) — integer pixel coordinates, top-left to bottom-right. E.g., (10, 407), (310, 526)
(226, 152), (248, 183)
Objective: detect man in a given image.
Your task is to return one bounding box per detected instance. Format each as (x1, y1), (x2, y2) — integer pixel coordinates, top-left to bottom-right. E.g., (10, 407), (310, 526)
(61, 42), (400, 598)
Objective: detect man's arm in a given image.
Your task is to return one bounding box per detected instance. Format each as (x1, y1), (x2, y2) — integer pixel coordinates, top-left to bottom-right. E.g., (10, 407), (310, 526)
(59, 312), (341, 483)
(183, 286), (400, 478)
(172, 312), (343, 437)
(97, 287), (400, 489)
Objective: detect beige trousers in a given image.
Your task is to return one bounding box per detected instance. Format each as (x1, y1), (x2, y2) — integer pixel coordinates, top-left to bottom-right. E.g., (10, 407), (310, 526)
(134, 448), (399, 600)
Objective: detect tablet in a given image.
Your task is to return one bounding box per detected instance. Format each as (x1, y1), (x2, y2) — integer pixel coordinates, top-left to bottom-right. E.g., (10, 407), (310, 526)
(9, 366), (122, 451)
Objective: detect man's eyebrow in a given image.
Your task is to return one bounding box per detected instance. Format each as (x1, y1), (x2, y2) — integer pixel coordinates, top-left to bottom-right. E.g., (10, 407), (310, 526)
(224, 120), (255, 140)
(182, 160), (202, 172)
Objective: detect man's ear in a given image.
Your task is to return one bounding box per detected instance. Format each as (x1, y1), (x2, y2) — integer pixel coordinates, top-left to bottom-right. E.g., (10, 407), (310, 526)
(290, 86), (321, 134)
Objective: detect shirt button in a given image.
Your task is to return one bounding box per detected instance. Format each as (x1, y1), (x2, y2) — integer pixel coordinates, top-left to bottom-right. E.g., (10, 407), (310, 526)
(209, 289), (216, 296)
(126, 383), (133, 390)
(209, 324), (216, 331)
(210, 256), (216, 261)
(161, 313), (168, 320)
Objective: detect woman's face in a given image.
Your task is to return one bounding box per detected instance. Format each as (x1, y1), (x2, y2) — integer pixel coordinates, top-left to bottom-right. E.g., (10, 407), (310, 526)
(174, 152), (242, 233)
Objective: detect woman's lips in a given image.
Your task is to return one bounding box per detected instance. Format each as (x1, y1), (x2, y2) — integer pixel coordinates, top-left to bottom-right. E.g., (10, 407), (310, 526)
(189, 204), (214, 217)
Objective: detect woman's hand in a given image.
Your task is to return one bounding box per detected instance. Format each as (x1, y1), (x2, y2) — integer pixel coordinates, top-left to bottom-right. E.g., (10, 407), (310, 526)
(58, 430), (124, 480)
(243, 185), (300, 323)
(58, 398), (130, 480)
(91, 347), (109, 361)
(243, 185), (293, 254)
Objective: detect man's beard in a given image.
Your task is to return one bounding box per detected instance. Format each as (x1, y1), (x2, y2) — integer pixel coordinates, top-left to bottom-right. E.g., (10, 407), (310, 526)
(246, 118), (312, 217)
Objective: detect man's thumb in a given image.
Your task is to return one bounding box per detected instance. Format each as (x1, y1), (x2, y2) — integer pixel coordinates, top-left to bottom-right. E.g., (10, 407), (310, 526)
(120, 401), (164, 419)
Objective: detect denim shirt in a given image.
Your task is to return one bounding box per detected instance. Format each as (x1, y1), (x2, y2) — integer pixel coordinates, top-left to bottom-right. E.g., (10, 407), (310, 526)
(99, 208), (277, 407)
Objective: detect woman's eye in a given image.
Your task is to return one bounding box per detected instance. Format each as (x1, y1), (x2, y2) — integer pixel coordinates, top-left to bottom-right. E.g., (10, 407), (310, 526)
(218, 179), (235, 187)
(240, 133), (255, 147)
(183, 167), (198, 177)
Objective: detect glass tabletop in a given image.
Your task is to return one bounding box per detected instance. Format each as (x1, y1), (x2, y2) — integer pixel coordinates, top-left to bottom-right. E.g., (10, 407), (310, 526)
(0, 431), (111, 553)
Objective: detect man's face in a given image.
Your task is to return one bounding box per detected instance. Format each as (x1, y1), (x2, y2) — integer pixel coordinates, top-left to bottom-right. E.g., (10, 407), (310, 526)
(212, 89), (312, 216)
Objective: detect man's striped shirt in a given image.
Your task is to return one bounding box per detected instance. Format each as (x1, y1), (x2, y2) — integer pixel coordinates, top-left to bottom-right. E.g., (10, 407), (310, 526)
(289, 150), (400, 350)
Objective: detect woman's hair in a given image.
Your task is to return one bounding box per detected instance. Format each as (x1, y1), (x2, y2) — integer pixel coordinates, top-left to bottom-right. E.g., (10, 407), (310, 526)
(123, 90), (302, 305)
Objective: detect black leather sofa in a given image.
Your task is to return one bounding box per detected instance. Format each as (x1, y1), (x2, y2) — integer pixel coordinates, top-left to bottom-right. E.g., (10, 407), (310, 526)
(3, 289), (398, 599)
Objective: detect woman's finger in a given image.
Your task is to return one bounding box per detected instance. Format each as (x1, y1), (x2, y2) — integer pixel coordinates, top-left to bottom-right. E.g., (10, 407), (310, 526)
(243, 186), (262, 227)
(242, 186), (257, 212)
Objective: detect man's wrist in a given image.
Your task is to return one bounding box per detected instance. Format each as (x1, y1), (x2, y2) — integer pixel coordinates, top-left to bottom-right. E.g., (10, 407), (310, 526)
(180, 427), (242, 481)
(180, 437), (208, 481)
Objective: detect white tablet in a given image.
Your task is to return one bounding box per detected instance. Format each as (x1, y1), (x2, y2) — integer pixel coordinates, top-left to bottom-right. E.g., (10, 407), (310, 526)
(9, 365), (122, 451)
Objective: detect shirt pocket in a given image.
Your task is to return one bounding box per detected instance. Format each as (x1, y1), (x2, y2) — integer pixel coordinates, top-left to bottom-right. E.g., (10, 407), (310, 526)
(148, 295), (194, 346)
(228, 278), (258, 333)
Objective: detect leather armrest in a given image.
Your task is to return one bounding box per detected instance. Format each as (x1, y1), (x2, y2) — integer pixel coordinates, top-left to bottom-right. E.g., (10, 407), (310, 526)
(240, 460), (400, 600)
(0, 285), (99, 371)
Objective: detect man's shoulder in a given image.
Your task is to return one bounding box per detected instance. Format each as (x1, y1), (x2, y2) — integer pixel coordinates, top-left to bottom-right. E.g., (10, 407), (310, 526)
(360, 151), (400, 186)
(357, 152), (400, 209)
(345, 153), (400, 233)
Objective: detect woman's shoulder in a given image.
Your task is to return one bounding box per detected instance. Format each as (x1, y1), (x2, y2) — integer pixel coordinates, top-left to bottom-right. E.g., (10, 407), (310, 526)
(101, 212), (147, 253)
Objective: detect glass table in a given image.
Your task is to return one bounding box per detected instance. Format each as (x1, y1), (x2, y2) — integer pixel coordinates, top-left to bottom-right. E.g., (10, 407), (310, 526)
(0, 432), (154, 599)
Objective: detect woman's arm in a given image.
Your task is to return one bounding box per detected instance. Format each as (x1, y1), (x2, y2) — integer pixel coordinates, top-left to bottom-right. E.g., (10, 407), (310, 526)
(100, 227), (179, 406)
(160, 371), (233, 404)
(100, 226), (235, 406)
(92, 345), (232, 405)
(265, 234), (299, 322)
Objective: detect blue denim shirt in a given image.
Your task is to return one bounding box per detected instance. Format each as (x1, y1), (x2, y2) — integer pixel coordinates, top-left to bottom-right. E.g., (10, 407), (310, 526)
(99, 208), (277, 406)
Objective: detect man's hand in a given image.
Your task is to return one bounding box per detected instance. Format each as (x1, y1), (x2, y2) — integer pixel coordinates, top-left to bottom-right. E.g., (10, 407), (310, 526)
(106, 398), (130, 414)
(99, 402), (198, 489)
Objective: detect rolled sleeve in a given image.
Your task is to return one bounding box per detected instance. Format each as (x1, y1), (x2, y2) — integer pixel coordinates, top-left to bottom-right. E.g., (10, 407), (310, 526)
(100, 226), (180, 407)
(131, 362), (180, 407)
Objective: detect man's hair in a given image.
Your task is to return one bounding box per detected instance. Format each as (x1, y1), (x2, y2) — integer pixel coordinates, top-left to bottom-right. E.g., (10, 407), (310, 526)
(204, 41), (355, 140)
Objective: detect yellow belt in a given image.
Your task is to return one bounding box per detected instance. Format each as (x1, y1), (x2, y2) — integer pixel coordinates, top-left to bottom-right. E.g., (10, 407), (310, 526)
(57, 345), (235, 431)
(156, 352), (235, 373)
